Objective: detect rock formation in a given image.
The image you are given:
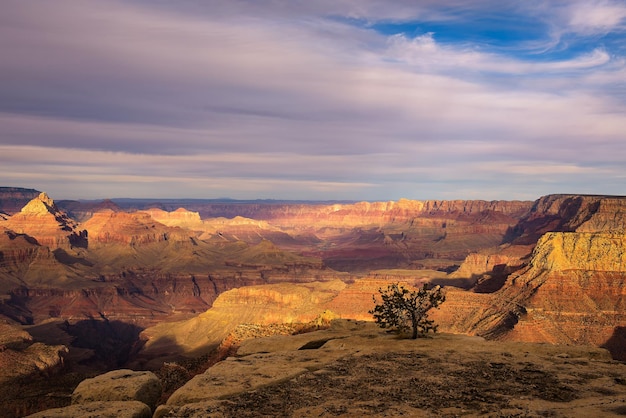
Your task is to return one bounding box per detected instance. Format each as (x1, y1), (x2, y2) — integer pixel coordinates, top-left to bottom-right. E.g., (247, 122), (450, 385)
(3, 189), (626, 416)
(27, 368), (160, 418)
(186, 198), (532, 223)
(41, 320), (626, 418)
(4, 193), (86, 249)
(431, 194), (626, 359)
(137, 280), (348, 366)
(0, 321), (68, 386)
(505, 194), (626, 244)
(436, 232), (626, 356)
(59, 196), (535, 272)
(82, 210), (187, 246)
(71, 369), (162, 412)
(137, 194), (626, 364)
(139, 208), (204, 231)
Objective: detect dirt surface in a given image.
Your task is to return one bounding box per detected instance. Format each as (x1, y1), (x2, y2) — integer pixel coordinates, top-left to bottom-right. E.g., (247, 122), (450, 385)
(159, 321), (626, 417)
(217, 354), (624, 417)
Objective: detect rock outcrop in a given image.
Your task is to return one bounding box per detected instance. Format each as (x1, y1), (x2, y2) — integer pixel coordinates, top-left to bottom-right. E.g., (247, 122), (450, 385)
(0, 322), (68, 385)
(25, 369), (161, 418)
(4, 193), (86, 249)
(505, 194), (626, 244)
(153, 320), (626, 417)
(137, 280), (349, 365)
(139, 208), (204, 231)
(433, 231), (626, 360)
(82, 210), (188, 246)
(71, 369), (162, 411)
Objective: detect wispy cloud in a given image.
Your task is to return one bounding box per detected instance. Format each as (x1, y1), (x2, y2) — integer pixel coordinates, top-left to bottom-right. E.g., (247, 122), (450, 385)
(566, 1), (626, 35)
(387, 33), (612, 74)
(0, 0), (625, 200)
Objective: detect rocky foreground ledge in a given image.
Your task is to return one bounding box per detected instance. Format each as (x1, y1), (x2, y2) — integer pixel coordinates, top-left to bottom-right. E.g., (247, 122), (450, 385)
(29, 320), (626, 418)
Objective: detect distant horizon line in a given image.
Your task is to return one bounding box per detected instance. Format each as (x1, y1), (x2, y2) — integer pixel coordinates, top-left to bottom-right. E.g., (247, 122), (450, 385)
(3, 186), (626, 203)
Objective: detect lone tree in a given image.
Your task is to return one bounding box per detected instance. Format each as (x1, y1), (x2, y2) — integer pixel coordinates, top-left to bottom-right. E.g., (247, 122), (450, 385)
(369, 283), (445, 339)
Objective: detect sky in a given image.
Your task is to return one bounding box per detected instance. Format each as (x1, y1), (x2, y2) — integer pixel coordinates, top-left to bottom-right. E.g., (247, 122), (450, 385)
(1, 0), (625, 201)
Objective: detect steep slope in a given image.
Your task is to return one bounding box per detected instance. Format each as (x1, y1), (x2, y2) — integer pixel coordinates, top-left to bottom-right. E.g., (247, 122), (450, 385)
(433, 231), (626, 359)
(4, 193), (87, 249)
(505, 194), (626, 244)
(0, 228), (87, 294)
(138, 280), (348, 364)
(430, 195), (626, 358)
(451, 194), (626, 290)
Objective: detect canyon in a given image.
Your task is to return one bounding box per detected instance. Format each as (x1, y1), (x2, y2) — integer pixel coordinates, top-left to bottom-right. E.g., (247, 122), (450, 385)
(1, 187), (625, 416)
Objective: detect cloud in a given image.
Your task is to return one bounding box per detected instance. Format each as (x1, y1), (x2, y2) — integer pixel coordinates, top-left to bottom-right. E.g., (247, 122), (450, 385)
(0, 0), (625, 200)
(566, 1), (626, 34)
(387, 33), (612, 74)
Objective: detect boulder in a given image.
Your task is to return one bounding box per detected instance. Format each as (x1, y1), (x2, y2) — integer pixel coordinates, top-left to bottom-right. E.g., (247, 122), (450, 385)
(71, 369), (161, 411)
(166, 355), (310, 406)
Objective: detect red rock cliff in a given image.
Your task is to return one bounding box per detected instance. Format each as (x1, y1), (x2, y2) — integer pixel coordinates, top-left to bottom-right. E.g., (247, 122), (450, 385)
(434, 231), (626, 359)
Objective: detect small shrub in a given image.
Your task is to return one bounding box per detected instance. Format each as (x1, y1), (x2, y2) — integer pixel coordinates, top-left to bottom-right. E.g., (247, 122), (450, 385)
(369, 283), (445, 339)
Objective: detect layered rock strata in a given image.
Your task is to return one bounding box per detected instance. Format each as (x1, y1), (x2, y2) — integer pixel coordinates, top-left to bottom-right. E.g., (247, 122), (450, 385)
(4, 193), (86, 249)
(433, 231), (626, 359)
(137, 280), (349, 365)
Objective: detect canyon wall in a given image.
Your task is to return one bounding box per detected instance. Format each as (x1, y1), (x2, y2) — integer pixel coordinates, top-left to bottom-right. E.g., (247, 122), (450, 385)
(138, 194), (626, 362)
(461, 232), (626, 334)
(167, 199), (531, 224)
(433, 194), (626, 359)
(3, 189), (626, 368)
(0, 191), (536, 328)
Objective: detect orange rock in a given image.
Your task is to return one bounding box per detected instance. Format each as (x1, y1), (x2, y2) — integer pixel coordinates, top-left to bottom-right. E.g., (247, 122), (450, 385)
(4, 193), (85, 249)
